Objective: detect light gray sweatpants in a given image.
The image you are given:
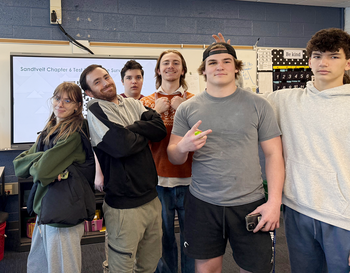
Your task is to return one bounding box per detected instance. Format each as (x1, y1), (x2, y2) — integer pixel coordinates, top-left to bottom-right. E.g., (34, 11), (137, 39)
(27, 221), (84, 273)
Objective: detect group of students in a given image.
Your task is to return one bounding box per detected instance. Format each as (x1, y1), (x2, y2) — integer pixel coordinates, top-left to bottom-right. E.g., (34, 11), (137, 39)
(13, 27), (350, 273)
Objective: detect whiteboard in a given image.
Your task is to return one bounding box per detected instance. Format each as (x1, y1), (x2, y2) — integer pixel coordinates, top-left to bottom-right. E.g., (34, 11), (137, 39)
(237, 49), (257, 89)
(0, 40), (256, 150)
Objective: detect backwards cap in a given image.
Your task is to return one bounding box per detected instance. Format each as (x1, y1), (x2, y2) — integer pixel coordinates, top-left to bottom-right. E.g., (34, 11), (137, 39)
(202, 42), (237, 61)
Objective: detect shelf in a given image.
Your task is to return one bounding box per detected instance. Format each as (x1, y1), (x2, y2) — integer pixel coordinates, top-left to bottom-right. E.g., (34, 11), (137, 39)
(82, 230), (105, 245)
(18, 237), (32, 252)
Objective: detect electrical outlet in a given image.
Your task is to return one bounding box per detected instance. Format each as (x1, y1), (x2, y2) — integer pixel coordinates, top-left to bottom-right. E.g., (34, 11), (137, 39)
(1, 182), (18, 195)
(50, 0), (62, 24)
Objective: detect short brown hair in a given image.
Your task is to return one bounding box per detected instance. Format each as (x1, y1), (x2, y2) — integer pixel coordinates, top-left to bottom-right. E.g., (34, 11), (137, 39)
(306, 28), (350, 59)
(197, 44), (243, 81)
(155, 50), (188, 90)
(121, 60), (144, 82)
(79, 64), (109, 91)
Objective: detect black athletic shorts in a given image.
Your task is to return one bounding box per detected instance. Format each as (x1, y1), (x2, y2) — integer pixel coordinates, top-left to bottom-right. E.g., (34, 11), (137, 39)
(184, 192), (273, 273)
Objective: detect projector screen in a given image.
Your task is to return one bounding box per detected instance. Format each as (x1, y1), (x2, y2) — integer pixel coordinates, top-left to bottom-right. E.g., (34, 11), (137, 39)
(11, 53), (158, 149)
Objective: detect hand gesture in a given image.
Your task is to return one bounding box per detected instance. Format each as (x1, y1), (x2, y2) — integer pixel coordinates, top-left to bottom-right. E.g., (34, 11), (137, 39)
(155, 97), (170, 114)
(212, 32), (231, 44)
(178, 120), (212, 153)
(171, 96), (185, 110)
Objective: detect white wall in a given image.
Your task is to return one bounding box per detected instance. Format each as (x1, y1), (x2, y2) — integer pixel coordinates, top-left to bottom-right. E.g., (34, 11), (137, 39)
(345, 8), (350, 34)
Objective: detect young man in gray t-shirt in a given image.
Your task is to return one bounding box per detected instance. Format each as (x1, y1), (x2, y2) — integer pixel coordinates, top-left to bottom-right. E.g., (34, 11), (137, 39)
(167, 43), (284, 273)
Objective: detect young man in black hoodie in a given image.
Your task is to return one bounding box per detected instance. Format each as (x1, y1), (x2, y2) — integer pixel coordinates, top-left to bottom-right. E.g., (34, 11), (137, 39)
(80, 64), (167, 273)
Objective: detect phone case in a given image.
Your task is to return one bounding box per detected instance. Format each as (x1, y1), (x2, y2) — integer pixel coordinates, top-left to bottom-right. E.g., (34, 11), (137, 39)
(245, 213), (262, 231)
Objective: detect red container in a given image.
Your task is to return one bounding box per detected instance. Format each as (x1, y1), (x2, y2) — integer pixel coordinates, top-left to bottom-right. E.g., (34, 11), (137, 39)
(0, 221), (6, 261)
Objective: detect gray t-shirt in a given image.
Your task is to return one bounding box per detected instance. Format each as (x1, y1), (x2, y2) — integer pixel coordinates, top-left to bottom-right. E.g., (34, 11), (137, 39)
(172, 88), (281, 206)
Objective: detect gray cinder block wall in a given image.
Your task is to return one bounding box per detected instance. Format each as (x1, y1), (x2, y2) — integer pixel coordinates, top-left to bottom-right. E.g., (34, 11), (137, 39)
(0, 0), (343, 47)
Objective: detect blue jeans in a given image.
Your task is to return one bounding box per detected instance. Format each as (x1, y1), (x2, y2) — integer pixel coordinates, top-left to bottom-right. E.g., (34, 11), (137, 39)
(156, 185), (195, 273)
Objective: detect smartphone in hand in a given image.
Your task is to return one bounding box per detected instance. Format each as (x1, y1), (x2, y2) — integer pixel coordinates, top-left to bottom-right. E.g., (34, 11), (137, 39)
(245, 213), (262, 231)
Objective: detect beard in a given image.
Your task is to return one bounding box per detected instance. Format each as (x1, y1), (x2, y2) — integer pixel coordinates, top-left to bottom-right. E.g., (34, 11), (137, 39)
(91, 84), (117, 102)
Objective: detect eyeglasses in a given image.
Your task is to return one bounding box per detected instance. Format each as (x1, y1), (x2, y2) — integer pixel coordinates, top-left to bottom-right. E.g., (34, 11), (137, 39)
(52, 96), (75, 105)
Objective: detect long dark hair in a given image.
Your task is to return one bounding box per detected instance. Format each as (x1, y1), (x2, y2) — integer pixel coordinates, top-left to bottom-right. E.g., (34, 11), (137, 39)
(41, 82), (84, 145)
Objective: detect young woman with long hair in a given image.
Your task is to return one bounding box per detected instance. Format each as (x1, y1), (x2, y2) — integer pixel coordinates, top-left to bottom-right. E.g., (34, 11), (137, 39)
(13, 82), (96, 273)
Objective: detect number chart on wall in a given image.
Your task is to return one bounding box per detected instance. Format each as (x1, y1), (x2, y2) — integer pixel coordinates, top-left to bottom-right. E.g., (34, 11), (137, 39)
(257, 48), (312, 94)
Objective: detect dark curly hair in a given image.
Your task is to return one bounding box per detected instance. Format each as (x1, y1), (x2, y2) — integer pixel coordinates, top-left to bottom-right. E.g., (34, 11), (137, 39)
(306, 28), (350, 59)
